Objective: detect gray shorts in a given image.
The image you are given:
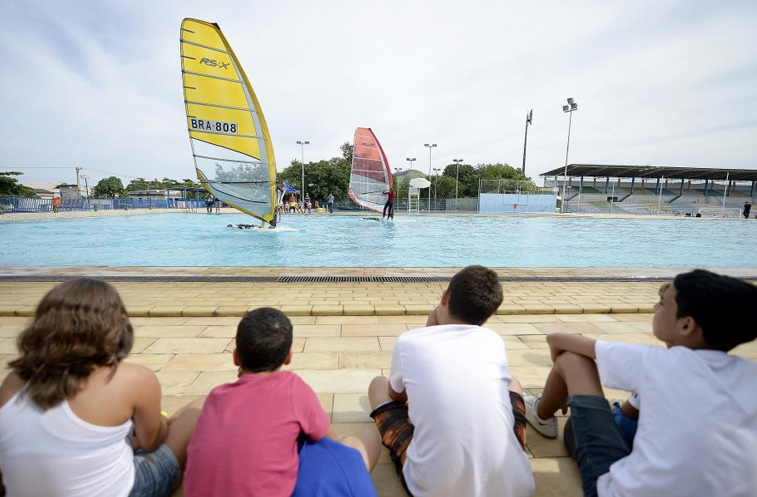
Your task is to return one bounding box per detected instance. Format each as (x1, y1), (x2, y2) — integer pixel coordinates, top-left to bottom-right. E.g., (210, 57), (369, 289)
(130, 444), (181, 497)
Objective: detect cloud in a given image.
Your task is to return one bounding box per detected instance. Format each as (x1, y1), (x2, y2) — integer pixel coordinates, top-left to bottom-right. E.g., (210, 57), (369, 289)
(1, 0), (755, 187)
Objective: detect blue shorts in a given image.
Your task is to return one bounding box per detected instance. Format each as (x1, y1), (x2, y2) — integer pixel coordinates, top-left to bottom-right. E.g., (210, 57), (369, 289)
(292, 437), (377, 497)
(130, 444), (181, 497)
(564, 395), (632, 497)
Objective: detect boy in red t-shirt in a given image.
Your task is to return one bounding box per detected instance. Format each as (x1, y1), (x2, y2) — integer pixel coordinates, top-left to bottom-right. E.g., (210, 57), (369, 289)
(184, 308), (332, 497)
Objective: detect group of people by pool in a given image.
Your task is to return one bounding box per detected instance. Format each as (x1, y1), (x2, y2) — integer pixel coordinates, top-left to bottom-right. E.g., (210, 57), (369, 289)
(1, 266), (755, 497)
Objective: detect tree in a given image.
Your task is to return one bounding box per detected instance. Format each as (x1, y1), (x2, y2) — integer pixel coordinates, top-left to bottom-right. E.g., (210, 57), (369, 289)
(0, 171), (37, 197)
(438, 162), (538, 197)
(125, 177), (202, 198)
(125, 177), (150, 191)
(442, 163), (478, 197)
(93, 176), (127, 198)
(477, 163), (528, 181)
(393, 169), (429, 202)
(434, 176), (457, 200)
(340, 142), (353, 164)
(279, 159), (351, 202)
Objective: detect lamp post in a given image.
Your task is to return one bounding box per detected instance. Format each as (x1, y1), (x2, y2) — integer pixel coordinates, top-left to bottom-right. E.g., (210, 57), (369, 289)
(432, 168), (441, 205)
(406, 157), (416, 213)
(561, 98), (578, 213)
(80, 173), (90, 210)
(424, 143), (437, 211)
(522, 109), (533, 174)
(453, 159), (463, 211)
(75, 166), (83, 196)
(296, 140), (309, 198)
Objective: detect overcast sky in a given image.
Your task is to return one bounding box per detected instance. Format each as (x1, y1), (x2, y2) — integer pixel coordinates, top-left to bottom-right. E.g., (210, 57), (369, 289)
(1, 0), (756, 188)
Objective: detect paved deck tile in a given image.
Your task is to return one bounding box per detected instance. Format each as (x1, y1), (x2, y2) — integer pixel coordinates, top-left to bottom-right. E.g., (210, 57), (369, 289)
(2, 276), (756, 497)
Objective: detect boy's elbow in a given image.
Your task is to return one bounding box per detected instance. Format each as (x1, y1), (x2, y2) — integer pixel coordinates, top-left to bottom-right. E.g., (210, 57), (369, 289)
(389, 387), (408, 404)
(141, 439), (161, 453)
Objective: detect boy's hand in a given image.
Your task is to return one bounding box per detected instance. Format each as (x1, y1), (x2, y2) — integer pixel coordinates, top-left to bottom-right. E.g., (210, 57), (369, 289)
(426, 307), (439, 327)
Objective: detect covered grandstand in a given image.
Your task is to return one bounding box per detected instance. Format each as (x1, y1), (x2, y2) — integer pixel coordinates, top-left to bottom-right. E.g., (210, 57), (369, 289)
(540, 164), (757, 216)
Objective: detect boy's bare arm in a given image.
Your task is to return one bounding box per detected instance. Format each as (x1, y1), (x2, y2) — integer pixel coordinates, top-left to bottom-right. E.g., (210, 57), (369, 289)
(389, 382), (408, 404)
(325, 425), (338, 440)
(546, 333), (597, 363)
(620, 400), (640, 420)
(426, 307), (439, 327)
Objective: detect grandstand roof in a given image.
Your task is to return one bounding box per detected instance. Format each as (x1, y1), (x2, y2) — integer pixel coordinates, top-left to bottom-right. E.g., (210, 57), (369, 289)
(540, 164), (757, 181)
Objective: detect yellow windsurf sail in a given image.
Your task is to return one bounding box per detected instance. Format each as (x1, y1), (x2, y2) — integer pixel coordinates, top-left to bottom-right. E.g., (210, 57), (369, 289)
(180, 18), (277, 224)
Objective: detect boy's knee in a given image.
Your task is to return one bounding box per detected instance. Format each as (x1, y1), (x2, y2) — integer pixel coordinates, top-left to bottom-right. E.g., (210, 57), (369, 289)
(555, 350), (596, 372)
(368, 376), (390, 408)
(508, 376), (523, 395)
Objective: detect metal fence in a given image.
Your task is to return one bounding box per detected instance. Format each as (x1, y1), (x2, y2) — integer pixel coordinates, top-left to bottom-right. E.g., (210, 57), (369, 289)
(0, 196), (207, 214)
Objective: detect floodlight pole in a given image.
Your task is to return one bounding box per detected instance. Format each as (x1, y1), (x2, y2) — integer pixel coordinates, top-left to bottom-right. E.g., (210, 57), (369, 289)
(561, 98), (578, 213)
(297, 140), (309, 198)
(657, 175), (664, 215)
(81, 173), (90, 210)
(722, 171), (729, 216)
(406, 157), (416, 213)
(453, 159), (463, 212)
(424, 143), (437, 212)
(75, 166), (83, 197)
(522, 110), (533, 174)
(432, 168), (441, 203)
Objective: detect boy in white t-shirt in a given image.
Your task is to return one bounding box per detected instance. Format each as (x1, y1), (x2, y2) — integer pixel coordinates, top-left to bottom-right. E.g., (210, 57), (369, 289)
(368, 265), (535, 497)
(524, 269), (757, 497)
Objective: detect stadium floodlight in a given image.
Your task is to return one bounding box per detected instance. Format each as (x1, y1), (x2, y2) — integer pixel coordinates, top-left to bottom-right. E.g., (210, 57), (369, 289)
(522, 109), (533, 175)
(561, 98), (579, 213)
(453, 158), (464, 211)
(406, 158), (417, 213)
(424, 144), (437, 212)
(296, 140), (310, 197)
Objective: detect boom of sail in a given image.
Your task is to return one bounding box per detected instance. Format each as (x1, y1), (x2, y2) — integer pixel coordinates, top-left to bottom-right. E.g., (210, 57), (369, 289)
(180, 18), (277, 225)
(348, 127), (393, 213)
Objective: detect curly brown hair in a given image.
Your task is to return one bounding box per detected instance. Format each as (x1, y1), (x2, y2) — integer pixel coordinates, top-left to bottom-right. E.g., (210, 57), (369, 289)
(9, 278), (134, 409)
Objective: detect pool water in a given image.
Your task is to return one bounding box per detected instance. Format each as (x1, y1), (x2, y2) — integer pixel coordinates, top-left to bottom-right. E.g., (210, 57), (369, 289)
(4, 213), (757, 267)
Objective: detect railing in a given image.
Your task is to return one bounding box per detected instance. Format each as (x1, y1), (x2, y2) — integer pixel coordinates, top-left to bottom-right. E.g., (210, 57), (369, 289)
(0, 196), (208, 214)
(3, 194), (750, 219)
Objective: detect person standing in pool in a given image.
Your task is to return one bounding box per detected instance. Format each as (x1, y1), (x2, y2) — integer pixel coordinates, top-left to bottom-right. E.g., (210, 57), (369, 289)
(382, 188), (395, 220)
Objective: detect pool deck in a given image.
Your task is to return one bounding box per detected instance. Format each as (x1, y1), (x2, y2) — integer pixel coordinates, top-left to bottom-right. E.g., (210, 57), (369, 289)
(2, 266), (756, 496)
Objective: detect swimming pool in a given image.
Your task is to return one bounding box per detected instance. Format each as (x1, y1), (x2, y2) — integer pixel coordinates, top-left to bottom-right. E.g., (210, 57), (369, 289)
(4, 213), (757, 267)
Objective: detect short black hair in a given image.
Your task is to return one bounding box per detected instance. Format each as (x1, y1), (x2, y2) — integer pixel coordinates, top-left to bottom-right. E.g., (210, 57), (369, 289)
(236, 308), (293, 372)
(674, 270), (757, 352)
(447, 265), (503, 325)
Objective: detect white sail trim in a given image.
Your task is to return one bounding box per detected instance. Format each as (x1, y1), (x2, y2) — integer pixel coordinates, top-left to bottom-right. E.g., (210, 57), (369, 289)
(349, 175), (388, 212)
(191, 138), (258, 163)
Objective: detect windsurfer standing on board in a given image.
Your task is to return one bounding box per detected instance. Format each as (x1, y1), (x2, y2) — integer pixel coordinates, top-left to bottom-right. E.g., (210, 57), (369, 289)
(382, 188), (395, 220)
(253, 181), (286, 229)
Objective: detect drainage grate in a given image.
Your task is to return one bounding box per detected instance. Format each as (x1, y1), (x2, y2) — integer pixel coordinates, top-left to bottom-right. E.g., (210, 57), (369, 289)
(0, 275), (725, 284)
